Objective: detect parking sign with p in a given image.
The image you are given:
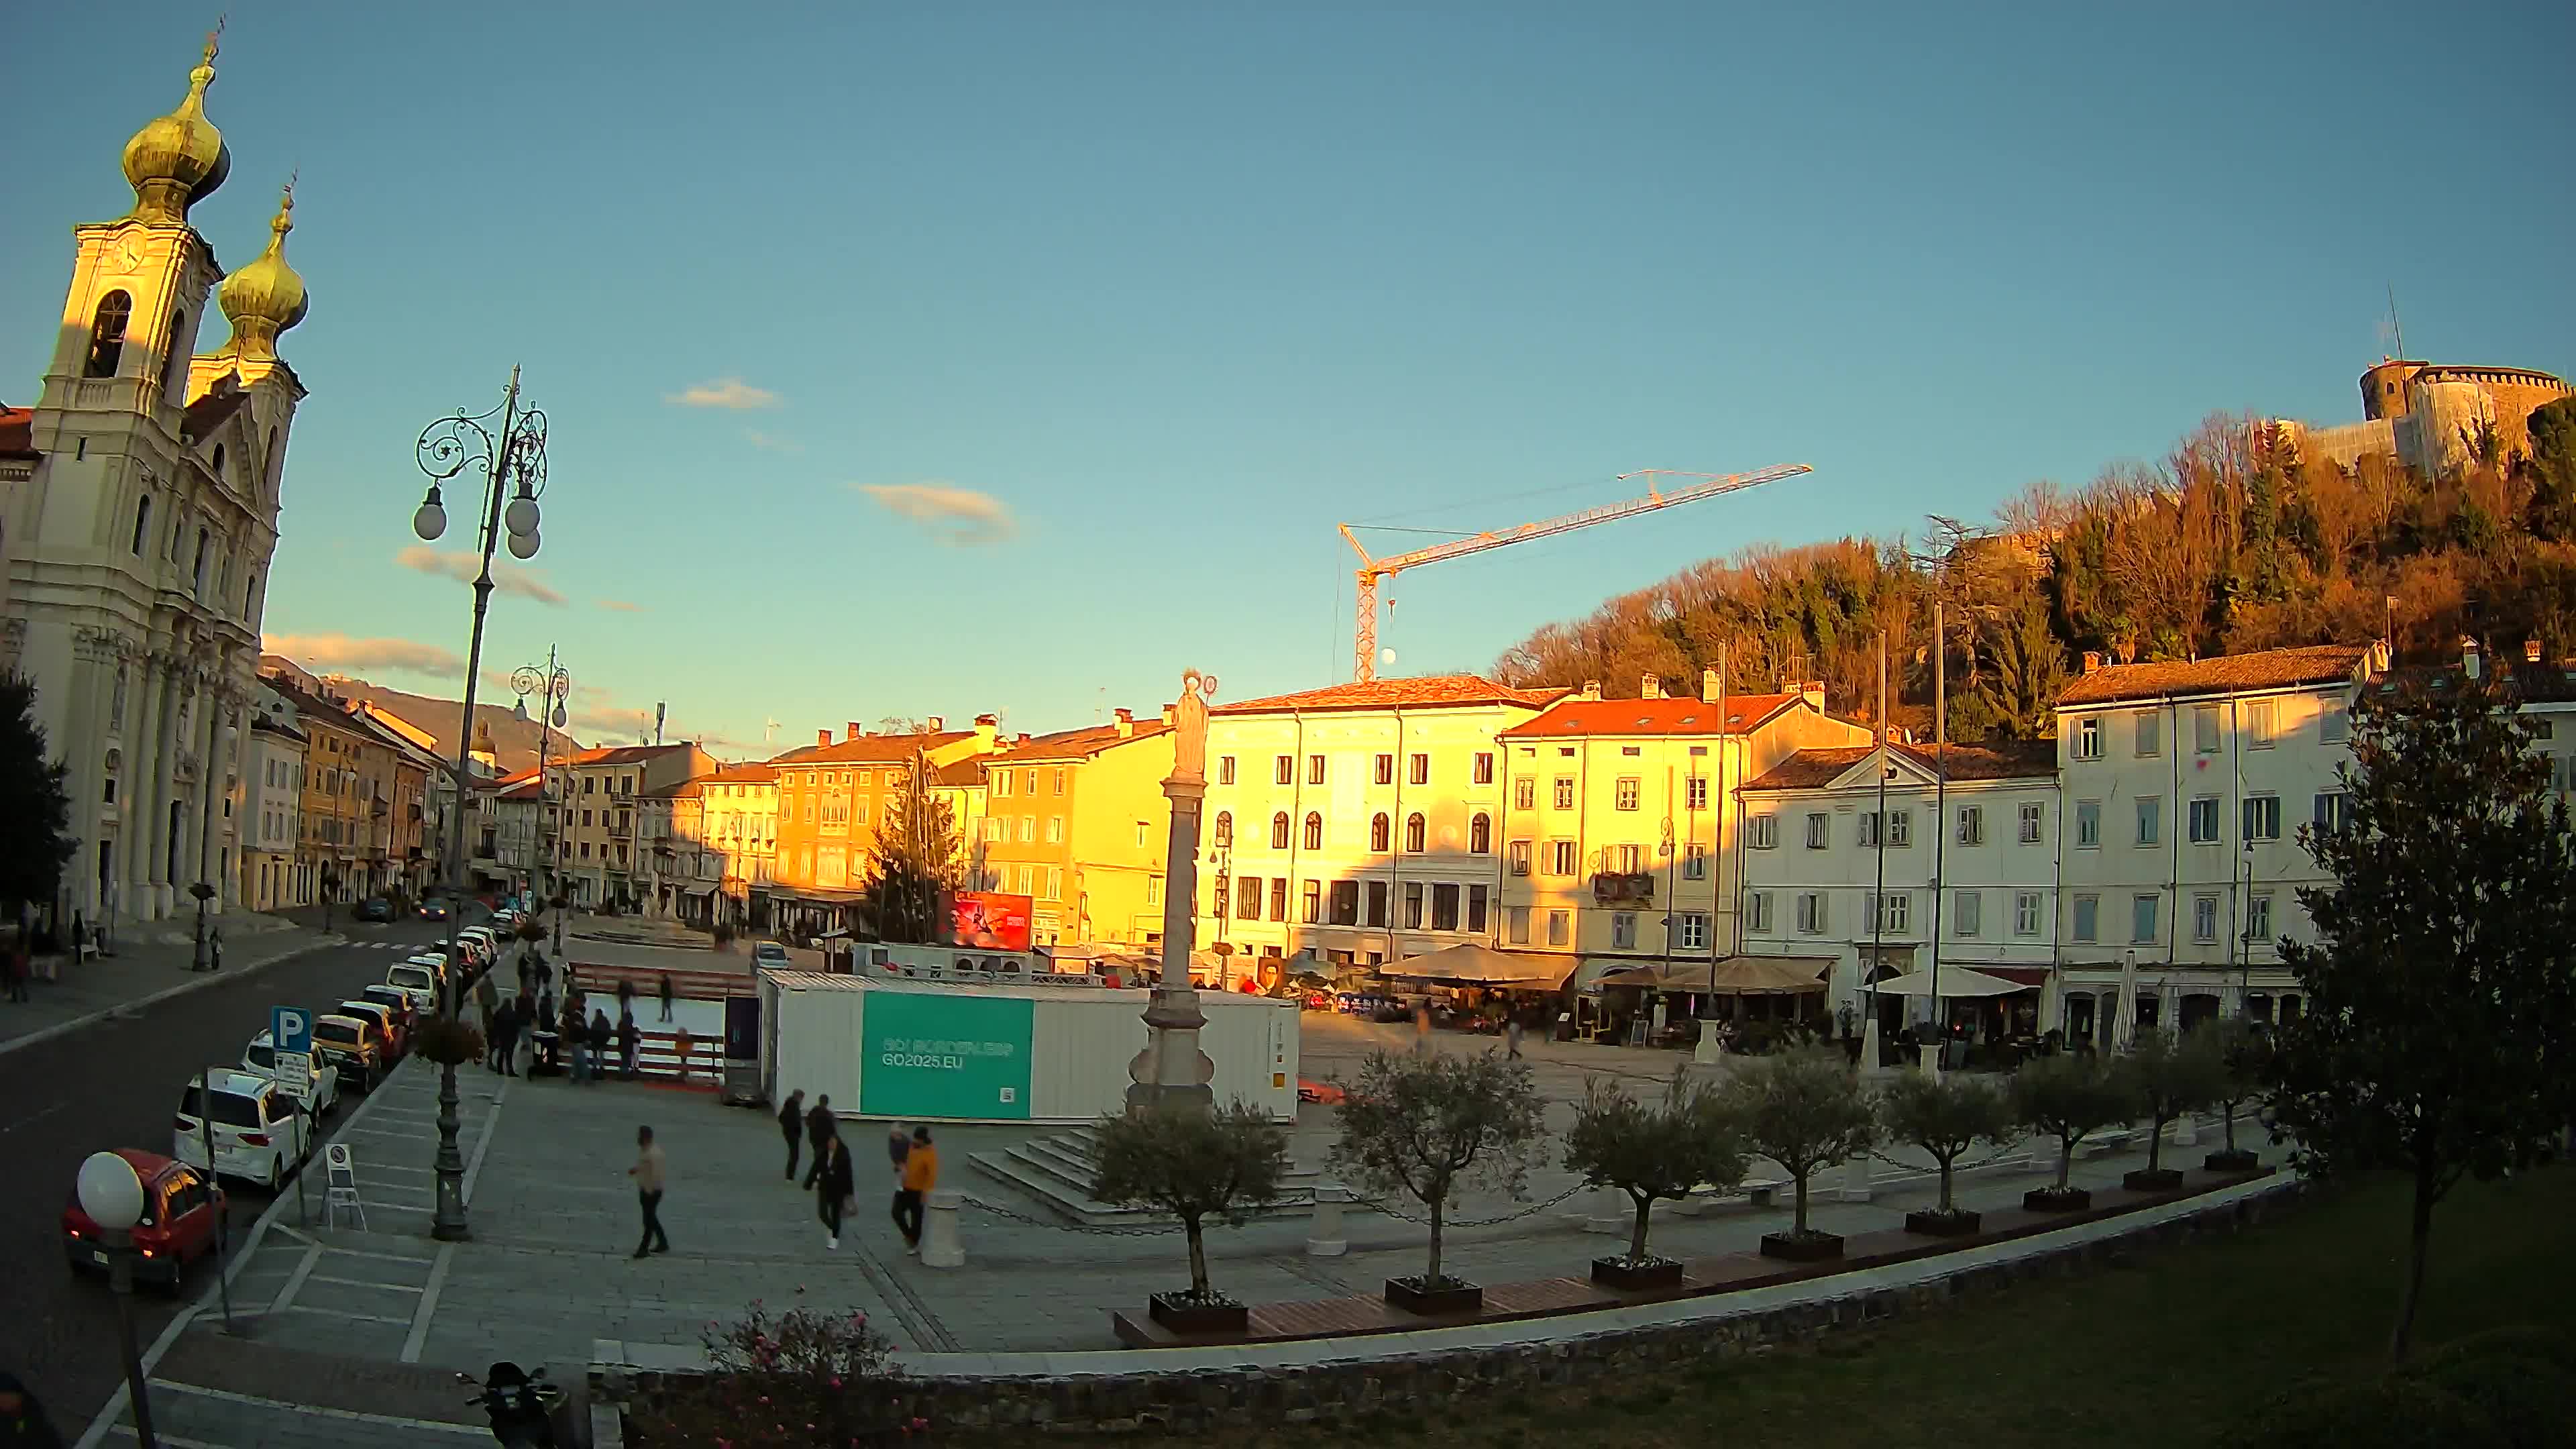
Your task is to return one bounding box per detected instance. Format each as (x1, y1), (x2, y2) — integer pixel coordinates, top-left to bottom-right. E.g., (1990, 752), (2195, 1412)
(272, 1004), (315, 1099)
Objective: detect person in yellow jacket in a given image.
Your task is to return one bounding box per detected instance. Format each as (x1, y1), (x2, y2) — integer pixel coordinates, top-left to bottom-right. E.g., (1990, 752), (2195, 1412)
(894, 1126), (937, 1253)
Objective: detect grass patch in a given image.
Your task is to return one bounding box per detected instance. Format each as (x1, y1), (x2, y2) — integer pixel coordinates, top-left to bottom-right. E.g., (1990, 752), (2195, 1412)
(1091, 1168), (2576, 1449)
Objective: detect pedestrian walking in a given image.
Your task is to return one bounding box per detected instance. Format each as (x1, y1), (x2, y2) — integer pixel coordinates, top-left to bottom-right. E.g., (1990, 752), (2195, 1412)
(3, 936), (30, 1006)
(564, 998), (588, 1083)
(627, 1125), (669, 1258)
(209, 925), (223, 971)
(658, 971), (676, 1023)
(0, 1369), (66, 1448)
(885, 1122), (911, 1183)
(778, 1089), (807, 1181)
(800, 1096), (837, 1189)
(815, 1134), (854, 1250)
(476, 975), (499, 1063)
(1413, 1001), (1432, 1054)
(894, 1126), (937, 1253)
(617, 976), (636, 1024)
(618, 1011), (641, 1080)
(673, 1026), (696, 1083)
(589, 1008), (614, 1085)
(1506, 1014), (1525, 1060)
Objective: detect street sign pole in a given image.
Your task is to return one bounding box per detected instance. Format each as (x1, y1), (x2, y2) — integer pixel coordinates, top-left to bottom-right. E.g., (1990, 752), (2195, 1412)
(270, 1007), (317, 1230)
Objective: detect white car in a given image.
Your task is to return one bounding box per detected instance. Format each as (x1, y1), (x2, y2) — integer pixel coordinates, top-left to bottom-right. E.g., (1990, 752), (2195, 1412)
(174, 1069), (310, 1192)
(386, 961), (439, 1013)
(404, 951), (452, 988)
(241, 1030), (341, 1117)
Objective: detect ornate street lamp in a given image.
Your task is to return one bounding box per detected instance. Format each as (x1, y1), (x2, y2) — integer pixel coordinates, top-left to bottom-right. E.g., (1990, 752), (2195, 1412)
(513, 653), (571, 959)
(411, 368), (549, 1242)
(77, 1151), (160, 1448)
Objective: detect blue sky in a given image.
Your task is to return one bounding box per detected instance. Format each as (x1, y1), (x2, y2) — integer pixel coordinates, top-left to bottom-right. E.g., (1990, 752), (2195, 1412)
(7, 2), (2570, 756)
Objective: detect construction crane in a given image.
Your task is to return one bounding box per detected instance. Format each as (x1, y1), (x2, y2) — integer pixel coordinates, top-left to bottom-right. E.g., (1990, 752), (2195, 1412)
(1337, 463), (1813, 683)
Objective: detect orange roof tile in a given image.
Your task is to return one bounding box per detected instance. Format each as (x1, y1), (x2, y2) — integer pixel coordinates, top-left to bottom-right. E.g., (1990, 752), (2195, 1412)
(2056, 645), (2373, 707)
(1497, 692), (1803, 739)
(768, 731), (970, 767)
(989, 719), (1170, 763)
(1214, 674), (1561, 716)
(571, 743), (700, 766)
(0, 405), (36, 460)
(1744, 739), (2057, 791)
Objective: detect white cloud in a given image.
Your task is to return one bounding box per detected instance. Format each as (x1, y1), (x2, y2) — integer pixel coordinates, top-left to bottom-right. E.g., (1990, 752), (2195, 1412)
(855, 482), (1019, 546)
(394, 546), (567, 606)
(666, 377), (781, 411)
(263, 633), (464, 678)
(745, 429), (802, 454)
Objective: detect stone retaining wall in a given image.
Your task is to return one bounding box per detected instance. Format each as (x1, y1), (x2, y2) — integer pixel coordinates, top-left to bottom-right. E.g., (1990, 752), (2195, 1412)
(604, 1179), (2310, 1436)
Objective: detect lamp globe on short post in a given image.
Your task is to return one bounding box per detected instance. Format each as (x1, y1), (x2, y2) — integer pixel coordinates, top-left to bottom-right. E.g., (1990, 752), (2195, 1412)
(78, 1150), (160, 1448)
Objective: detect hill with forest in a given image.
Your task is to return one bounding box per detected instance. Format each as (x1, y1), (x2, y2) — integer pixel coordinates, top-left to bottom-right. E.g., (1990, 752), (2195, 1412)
(1491, 400), (2576, 741)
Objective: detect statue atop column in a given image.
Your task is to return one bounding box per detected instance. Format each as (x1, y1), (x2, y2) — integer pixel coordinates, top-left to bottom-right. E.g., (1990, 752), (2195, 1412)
(1127, 669), (1220, 1116)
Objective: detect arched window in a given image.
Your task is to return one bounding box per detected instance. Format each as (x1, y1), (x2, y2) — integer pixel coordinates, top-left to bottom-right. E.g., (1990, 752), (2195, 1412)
(193, 527), (210, 596)
(1369, 812), (1390, 852)
(163, 309), (187, 396)
(1213, 810), (1232, 848)
(1405, 812), (1426, 853)
(129, 495), (150, 555)
(264, 427), (281, 496)
(1269, 812), (1290, 850)
(1302, 812), (1323, 851)
(1470, 812), (1492, 854)
(85, 290), (131, 378)
(211, 443), (225, 478)
(244, 572), (258, 619)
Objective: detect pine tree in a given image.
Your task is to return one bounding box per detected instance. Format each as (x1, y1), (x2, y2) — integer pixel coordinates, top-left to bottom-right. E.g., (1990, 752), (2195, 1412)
(2265, 673), (2576, 1361)
(860, 751), (963, 943)
(0, 671), (76, 917)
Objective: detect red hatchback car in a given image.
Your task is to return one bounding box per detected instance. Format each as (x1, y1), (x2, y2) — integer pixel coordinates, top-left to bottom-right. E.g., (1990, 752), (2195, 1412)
(61, 1149), (227, 1290)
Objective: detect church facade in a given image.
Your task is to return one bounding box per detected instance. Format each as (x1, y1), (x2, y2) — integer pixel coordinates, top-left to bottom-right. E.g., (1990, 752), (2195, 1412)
(0, 32), (311, 930)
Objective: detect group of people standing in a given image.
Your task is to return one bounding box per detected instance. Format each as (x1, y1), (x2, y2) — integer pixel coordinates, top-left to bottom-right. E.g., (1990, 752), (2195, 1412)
(778, 1089), (938, 1254)
(476, 957), (689, 1080)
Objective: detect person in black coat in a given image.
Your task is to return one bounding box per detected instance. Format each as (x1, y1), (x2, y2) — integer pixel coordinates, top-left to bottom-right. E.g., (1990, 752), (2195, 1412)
(778, 1089), (807, 1181)
(587, 1009), (613, 1085)
(800, 1095), (837, 1189)
(616, 1011), (641, 1079)
(814, 1134), (855, 1250)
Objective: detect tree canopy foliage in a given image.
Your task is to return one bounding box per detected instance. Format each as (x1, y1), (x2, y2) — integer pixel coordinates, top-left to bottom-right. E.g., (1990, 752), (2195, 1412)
(860, 751), (963, 943)
(0, 672), (74, 916)
(1493, 410), (2576, 740)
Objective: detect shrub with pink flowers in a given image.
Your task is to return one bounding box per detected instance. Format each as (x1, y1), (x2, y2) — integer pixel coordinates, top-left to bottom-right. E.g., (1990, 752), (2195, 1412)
(631, 1290), (928, 1446)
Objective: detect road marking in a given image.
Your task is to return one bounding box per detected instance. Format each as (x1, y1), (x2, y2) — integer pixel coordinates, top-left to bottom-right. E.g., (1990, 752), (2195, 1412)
(107, 1428), (235, 1448)
(0, 1099), (70, 1135)
(311, 1273), (424, 1293)
(266, 1243), (322, 1316)
(148, 1382), (487, 1435)
(460, 1073), (510, 1208)
(277, 1303), (414, 1326)
(400, 1243), (454, 1364)
(317, 1244), (436, 1267)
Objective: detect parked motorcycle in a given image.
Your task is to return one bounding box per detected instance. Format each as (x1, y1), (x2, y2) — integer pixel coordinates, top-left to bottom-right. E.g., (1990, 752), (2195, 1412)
(458, 1362), (566, 1448)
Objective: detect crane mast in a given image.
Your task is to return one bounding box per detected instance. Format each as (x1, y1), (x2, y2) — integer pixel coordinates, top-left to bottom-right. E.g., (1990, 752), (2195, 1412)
(1340, 463), (1812, 682)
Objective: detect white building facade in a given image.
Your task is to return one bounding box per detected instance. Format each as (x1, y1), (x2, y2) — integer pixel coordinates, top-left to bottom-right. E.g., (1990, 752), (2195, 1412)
(2051, 643), (2384, 1044)
(1737, 740), (2061, 1041)
(240, 684), (306, 912)
(1199, 676), (1559, 972)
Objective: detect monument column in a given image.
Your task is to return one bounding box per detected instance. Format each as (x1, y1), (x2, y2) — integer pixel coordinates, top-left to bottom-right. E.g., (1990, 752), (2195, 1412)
(1126, 669), (1220, 1116)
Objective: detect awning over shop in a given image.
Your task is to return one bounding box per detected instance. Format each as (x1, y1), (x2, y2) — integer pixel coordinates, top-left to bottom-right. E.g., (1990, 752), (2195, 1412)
(1595, 955), (1831, 994)
(1381, 943), (1576, 988)
(1868, 965), (2029, 998)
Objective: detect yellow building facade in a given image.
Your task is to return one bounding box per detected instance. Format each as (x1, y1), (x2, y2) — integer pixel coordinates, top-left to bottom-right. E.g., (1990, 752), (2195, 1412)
(977, 710), (1175, 948)
(768, 718), (1000, 938)
(1496, 674), (1870, 985)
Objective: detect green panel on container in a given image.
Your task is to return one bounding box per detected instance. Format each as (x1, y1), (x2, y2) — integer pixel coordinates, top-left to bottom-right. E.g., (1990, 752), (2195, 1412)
(859, 991), (1036, 1121)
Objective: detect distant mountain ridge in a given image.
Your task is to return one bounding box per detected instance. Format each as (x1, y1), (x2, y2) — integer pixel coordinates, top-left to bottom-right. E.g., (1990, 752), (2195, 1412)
(258, 655), (582, 775)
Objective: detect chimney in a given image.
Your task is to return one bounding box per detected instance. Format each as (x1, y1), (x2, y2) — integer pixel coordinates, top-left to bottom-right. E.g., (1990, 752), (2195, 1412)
(817, 729), (832, 747)
(847, 721), (864, 742)
(1580, 680), (1601, 702)
(1701, 667), (1719, 704)
(1640, 676), (1664, 700)
(2082, 651), (2103, 675)
(2462, 637), (2481, 680)
(973, 713), (998, 748)
(1161, 703), (1176, 727)
(1113, 707), (1134, 738)
(1015, 733), (1032, 746)
(922, 716), (943, 733)
(2527, 638), (2544, 665)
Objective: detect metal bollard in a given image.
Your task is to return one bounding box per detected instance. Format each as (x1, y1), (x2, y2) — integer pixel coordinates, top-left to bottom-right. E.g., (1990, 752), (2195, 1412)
(1582, 1185), (1627, 1234)
(1305, 1184), (1350, 1257)
(920, 1189), (965, 1269)
(1834, 1154), (1874, 1203)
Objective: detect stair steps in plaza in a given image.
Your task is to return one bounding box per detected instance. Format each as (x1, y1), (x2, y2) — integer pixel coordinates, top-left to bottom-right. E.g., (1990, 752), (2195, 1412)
(967, 1125), (1330, 1226)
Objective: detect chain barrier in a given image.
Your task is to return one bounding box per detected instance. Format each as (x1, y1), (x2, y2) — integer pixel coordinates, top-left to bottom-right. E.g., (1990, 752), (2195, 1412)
(1348, 1183), (1585, 1229)
(957, 1183), (1587, 1236)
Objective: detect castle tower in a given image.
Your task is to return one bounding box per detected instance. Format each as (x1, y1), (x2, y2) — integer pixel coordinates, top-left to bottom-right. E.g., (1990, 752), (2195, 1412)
(1, 32), (311, 929)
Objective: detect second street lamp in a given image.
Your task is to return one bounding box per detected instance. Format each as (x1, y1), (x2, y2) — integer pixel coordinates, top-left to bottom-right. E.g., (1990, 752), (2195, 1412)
(411, 366), (551, 1242)
(513, 653), (572, 959)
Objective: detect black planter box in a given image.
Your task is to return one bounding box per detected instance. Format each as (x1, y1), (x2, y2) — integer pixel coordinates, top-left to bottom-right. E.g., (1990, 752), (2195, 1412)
(2123, 1167), (2184, 1193)
(1591, 1256), (1685, 1291)
(2024, 1187), (2093, 1213)
(1147, 1292), (1248, 1336)
(2203, 1148), (2261, 1174)
(1383, 1277), (1483, 1316)
(1758, 1230), (1844, 1263)
(1904, 1208), (1983, 1236)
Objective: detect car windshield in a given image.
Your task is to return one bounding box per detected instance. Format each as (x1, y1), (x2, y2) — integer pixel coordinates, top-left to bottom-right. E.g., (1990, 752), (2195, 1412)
(245, 1044), (275, 1070)
(389, 969), (430, 989)
(316, 1021), (361, 1045)
(178, 1087), (262, 1128)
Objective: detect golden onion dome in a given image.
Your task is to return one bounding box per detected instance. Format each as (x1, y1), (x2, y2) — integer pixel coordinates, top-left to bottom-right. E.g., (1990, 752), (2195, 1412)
(217, 182), (309, 358)
(121, 31), (231, 224)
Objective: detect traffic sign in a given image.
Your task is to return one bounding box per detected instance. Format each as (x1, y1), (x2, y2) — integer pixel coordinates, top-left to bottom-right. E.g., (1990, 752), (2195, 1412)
(272, 1005), (313, 1055)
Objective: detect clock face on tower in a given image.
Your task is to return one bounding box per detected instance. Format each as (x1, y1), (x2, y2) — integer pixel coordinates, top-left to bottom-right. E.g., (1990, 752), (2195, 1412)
(112, 233), (145, 274)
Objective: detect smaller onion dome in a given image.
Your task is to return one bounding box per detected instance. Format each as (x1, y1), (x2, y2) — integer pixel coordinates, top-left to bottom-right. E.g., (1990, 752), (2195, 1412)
(121, 32), (231, 224)
(217, 182), (309, 359)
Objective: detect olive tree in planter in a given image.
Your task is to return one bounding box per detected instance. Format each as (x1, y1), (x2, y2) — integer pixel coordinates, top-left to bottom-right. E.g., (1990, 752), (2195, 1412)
(1723, 1047), (1878, 1262)
(1089, 1102), (1291, 1336)
(1874, 1068), (2015, 1236)
(2122, 1026), (2226, 1192)
(1562, 1069), (1746, 1289)
(1328, 1049), (1548, 1316)
(2200, 1016), (2269, 1173)
(2010, 1051), (2140, 1212)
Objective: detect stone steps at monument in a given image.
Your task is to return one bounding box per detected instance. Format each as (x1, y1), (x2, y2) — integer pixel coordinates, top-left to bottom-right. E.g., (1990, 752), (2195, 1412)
(967, 1128), (1329, 1227)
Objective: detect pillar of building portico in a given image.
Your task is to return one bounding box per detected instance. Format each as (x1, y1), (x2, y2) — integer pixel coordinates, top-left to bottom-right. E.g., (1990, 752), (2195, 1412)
(131, 653), (179, 922)
(60, 633), (117, 918)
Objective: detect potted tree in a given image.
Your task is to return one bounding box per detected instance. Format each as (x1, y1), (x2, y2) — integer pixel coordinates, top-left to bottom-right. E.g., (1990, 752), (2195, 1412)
(2200, 1016), (2268, 1173)
(1723, 1048), (1879, 1262)
(1562, 1069), (1746, 1289)
(2122, 1026), (2225, 1192)
(1328, 1050), (1547, 1315)
(1089, 1102), (1291, 1336)
(2010, 1051), (2140, 1212)
(1876, 1068), (2015, 1236)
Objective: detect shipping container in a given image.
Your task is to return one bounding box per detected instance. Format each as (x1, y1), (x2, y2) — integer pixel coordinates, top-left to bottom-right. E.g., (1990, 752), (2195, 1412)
(757, 969), (1298, 1124)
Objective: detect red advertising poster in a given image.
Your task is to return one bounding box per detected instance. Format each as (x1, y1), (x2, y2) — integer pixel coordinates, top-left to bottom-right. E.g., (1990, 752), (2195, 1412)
(951, 892), (1034, 951)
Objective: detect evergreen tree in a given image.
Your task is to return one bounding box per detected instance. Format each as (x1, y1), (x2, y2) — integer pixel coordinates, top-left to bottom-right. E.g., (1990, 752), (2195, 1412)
(2265, 673), (2576, 1361)
(859, 751), (962, 943)
(0, 672), (76, 918)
